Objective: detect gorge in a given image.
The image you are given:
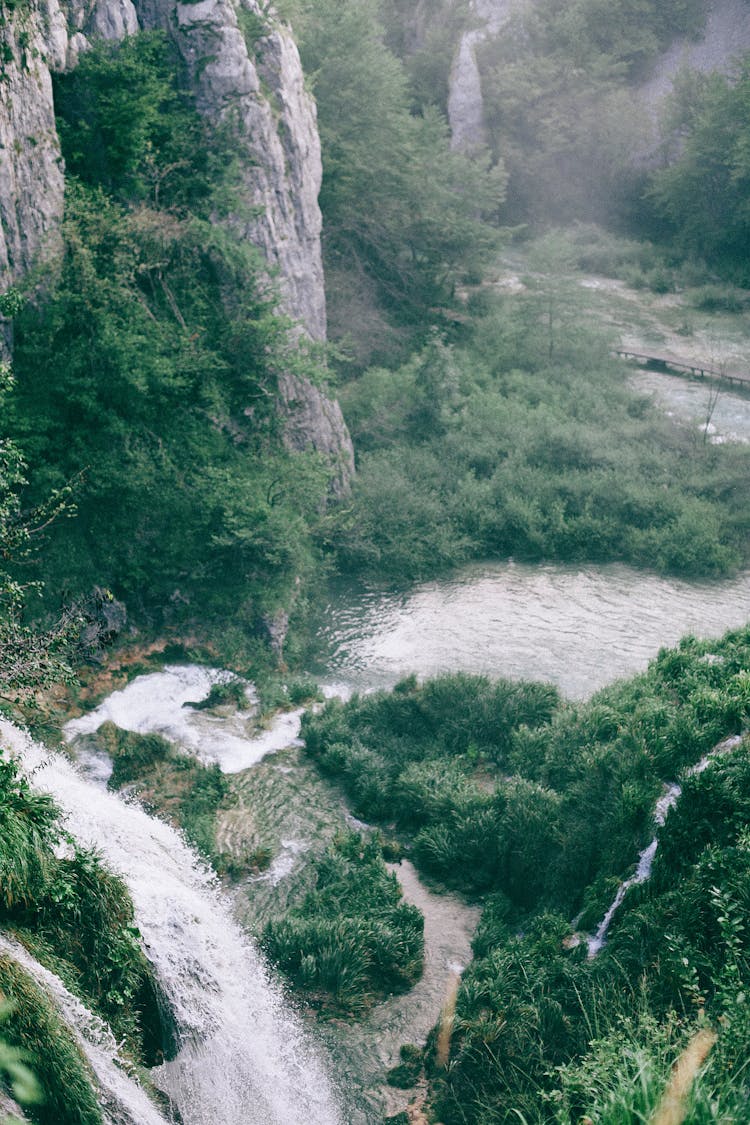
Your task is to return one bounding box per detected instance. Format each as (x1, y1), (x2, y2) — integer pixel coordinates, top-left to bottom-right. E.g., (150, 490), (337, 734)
(3, 0), (750, 1122)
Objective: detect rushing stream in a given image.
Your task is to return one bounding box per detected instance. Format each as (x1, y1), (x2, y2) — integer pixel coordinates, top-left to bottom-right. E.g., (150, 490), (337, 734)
(631, 370), (750, 445)
(1, 720), (342, 1125)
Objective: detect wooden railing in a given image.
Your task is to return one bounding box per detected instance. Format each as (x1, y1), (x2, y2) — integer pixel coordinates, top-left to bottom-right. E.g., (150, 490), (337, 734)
(615, 349), (750, 388)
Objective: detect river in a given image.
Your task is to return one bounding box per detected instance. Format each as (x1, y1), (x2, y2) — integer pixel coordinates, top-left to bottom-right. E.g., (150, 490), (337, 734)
(312, 560), (750, 700)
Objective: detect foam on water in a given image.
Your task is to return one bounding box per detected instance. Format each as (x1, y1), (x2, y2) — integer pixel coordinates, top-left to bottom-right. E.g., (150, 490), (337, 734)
(0, 933), (168, 1125)
(65, 665), (305, 773)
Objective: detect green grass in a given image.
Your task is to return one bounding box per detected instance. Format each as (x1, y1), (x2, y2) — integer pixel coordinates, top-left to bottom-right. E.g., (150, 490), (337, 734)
(334, 261), (750, 583)
(0, 743), (165, 1065)
(260, 830), (424, 1015)
(91, 722), (228, 864)
(301, 627), (750, 1121)
(0, 958), (101, 1125)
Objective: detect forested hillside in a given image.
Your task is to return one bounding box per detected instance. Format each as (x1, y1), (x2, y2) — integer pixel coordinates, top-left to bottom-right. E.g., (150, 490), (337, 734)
(3, 0), (750, 1122)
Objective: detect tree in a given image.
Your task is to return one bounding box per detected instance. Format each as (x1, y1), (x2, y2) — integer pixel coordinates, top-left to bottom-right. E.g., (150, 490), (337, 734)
(294, 0), (505, 330)
(648, 58), (750, 279)
(0, 350), (80, 704)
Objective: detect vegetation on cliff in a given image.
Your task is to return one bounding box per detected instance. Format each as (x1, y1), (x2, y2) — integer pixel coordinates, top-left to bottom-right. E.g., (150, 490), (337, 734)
(6, 32), (330, 648)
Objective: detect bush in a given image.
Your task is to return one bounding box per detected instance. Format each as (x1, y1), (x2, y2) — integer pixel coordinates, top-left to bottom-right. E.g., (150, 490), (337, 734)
(0, 958), (102, 1125)
(0, 748), (164, 1071)
(93, 724), (228, 862)
(185, 677), (249, 712)
(261, 831), (424, 1013)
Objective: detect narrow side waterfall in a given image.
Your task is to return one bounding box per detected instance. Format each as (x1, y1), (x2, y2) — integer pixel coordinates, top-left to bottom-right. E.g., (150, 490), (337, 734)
(448, 0), (513, 150)
(0, 934), (169, 1125)
(1, 720), (342, 1125)
(587, 735), (744, 956)
(586, 784), (681, 957)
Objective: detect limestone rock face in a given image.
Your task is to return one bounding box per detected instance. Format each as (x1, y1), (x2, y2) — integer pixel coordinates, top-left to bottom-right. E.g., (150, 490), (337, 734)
(0, 0), (136, 352)
(0, 1088), (26, 1120)
(138, 0), (327, 340)
(0, 1), (65, 291)
(135, 0), (352, 484)
(0, 0), (353, 485)
(639, 0), (750, 110)
(277, 369), (354, 494)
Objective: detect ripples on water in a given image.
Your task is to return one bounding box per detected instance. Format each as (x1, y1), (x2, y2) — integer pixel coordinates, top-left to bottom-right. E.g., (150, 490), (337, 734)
(315, 562), (750, 698)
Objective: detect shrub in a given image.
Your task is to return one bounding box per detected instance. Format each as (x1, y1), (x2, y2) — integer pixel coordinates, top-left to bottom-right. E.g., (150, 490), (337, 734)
(261, 831), (424, 1013)
(0, 958), (102, 1125)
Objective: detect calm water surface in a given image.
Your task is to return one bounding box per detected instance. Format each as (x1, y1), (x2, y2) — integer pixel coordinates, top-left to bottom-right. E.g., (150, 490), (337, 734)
(315, 561), (750, 698)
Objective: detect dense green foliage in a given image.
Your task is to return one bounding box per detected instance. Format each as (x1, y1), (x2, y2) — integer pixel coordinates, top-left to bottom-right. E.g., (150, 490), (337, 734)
(92, 721), (228, 862)
(287, 0), (504, 368)
(304, 627), (750, 1121)
(379, 0), (471, 114)
(0, 958), (101, 1125)
(6, 33), (329, 636)
(474, 0), (704, 224)
(303, 672), (561, 900)
(0, 359), (80, 706)
(648, 59), (750, 282)
(0, 747), (164, 1116)
(261, 830), (423, 1013)
(335, 267), (750, 580)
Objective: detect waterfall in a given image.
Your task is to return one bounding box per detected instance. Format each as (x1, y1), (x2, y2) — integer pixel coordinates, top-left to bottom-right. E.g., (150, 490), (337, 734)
(586, 784), (680, 957)
(0, 933), (169, 1125)
(65, 665), (305, 774)
(587, 735), (744, 956)
(1, 720), (342, 1125)
(448, 0), (513, 151)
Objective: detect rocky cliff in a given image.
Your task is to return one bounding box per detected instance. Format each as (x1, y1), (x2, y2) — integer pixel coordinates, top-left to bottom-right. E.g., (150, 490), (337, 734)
(0, 0), (353, 486)
(448, 0), (750, 150)
(639, 0), (750, 109)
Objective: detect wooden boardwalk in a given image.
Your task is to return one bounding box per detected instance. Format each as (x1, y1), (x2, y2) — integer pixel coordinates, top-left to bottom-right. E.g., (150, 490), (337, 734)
(615, 348), (750, 389)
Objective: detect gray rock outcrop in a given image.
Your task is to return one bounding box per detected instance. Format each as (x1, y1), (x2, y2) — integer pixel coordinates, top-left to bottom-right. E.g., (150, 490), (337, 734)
(0, 0), (353, 487)
(0, 1), (65, 291)
(132, 0), (353, 485)
(640, 0), (750, 110)
(0, 1087), (26, 1121)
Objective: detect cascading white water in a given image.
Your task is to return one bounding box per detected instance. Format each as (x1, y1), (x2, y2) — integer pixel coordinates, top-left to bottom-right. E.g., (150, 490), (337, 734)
(587, 735), (744, 956)
(586, 784), (681, 957)
(448, 0), (513, 150)
(65, 665), (305, 774)
(1, 720), (342, 1125)
(0, 934), (169, 1125)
